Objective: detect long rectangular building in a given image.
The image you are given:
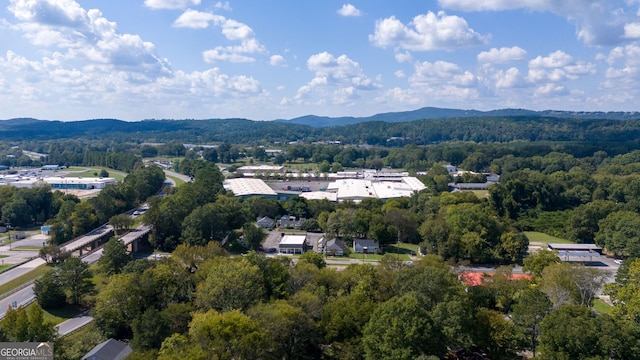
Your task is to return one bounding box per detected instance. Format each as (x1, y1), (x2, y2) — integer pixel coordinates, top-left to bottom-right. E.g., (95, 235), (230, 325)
(8, 176), (117, 189)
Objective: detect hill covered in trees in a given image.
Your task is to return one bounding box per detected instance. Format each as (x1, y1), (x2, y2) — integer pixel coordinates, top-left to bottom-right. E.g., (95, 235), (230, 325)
(280, 107), (640, 127)
(3, 110), (640, 146)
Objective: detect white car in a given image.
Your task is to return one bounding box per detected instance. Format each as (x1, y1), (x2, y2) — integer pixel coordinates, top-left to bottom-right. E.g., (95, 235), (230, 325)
(614, 259), (623, 265)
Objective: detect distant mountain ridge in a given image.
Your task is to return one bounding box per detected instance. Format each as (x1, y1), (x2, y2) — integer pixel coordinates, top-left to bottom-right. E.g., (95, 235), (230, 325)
(278, 107), (640, 127)
(2, 107), (640, 143)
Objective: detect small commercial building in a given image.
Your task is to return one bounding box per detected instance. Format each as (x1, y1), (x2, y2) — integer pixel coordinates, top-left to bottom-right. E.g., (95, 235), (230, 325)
(548, 243), (603, 261)
(279, 235), (308, 254)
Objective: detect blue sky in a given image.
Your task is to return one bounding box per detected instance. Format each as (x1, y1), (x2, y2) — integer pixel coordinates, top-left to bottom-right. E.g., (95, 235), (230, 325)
(2, 0), (640, 121)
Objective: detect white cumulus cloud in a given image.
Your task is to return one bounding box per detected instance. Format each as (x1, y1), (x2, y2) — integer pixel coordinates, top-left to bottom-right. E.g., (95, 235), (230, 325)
(439, 0), (632, 46)
(173, 9), (222, 29)
(293, 52), (380, 105)
(215, 1), (231, 11)
(477, 47), (527, 63)
(173, 9), (267, 63)
(144, 0), (201, 10)
(337, 4), (362, 17)
(624, 22), (640, 38)
(369, 11), (488, 51)
(528, 50), (595, 83)
(270, 55), (286, 66)
(1, 0), (268, 120)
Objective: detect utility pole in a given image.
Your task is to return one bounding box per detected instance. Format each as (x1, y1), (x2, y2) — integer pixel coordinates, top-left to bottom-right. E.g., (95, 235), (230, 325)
(397, 228), (400, 260)
(5, 220), (10, 250)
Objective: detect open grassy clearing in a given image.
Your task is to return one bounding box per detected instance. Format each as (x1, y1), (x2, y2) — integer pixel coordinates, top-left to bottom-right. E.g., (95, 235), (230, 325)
(71, 167), (127, 181)
(524, 231), (575, 244)
(470, 190), (490, 198)
(593, 298), (612, 314)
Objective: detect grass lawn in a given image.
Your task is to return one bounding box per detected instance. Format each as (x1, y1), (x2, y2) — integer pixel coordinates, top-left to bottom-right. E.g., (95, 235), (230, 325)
(0, 264), (50, 296)
(386, 242), (419, 254)
(524, 231), (575, 244)
(71, 167), (127, 181)
(593, 299), (612, 314)
(26, 302), (86, 325)
(347, 252), (412, 262)
(165, 173), (186, 186)
(470, 190), (490, 198)
(89, 264), (110, 293)
(12, 246), (43, 251)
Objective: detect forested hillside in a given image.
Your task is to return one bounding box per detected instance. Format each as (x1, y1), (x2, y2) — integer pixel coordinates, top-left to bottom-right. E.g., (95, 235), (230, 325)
(3, 115), (640, 147)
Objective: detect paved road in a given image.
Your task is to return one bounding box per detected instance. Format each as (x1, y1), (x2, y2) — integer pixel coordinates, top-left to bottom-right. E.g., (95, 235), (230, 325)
(82, 248), (104, 264)
(0, 285), (35, 318)
(56, 312), (94, 336)
(0, 234), (48, 264)
(163, 169), (191, 185)
(60, 225), (113, 254)
(0, 258), (46, 287)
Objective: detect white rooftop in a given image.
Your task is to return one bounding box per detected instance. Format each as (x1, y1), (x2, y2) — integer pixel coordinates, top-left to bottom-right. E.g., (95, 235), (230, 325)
(223, 178), (277, 197)
(299, 191), (338, 202)
(401, 177), (427, 191)
(324, 177), (425, 202)
(237, 165), (284, 171)
(371, 181), (417, 200)
(280, 235), (307, 245)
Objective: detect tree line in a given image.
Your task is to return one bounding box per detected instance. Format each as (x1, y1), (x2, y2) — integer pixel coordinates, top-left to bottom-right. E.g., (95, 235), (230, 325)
(31, 242), (639, 359)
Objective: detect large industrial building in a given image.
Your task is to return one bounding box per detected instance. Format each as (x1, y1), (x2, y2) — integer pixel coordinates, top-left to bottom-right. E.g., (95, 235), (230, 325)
(223, 178), (278, 199)
(318, 177), (426, 203)
(3, 176), (117, 190)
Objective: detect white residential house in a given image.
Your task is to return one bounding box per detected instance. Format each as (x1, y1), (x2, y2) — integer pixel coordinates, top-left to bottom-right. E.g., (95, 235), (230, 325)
(353, 239), (379, 254)
(256, 216), (275, 229)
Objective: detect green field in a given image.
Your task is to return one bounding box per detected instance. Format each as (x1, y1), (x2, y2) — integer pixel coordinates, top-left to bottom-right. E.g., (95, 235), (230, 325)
(69, 167), (127, 181)
(593, 298), (612, 314)
(524, 231), (575, 244)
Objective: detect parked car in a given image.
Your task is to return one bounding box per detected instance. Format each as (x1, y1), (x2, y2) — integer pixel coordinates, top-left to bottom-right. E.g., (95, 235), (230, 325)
(614, 259), (624, 265)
